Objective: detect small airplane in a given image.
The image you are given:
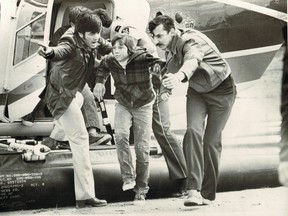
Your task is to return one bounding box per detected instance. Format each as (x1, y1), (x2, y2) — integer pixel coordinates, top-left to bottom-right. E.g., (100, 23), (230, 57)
(0, 0), (286, 211)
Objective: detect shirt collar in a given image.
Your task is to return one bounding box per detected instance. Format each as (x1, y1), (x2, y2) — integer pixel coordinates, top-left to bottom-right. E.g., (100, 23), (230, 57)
(166, 29), (181, 55)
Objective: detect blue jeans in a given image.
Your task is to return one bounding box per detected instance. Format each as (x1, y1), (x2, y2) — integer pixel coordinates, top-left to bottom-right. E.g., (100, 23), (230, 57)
(183, 76), (236, 200)
(114, 102), (153, 195)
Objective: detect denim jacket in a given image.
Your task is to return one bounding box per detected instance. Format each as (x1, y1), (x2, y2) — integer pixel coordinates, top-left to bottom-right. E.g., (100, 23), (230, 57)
(166, 28), (231, 93)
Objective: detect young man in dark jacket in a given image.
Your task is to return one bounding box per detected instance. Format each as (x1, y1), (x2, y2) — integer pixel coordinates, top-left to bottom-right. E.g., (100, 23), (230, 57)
(48, 6), (112, 146)
(38, 12), (107, 208)
(148, 15), (237, 206)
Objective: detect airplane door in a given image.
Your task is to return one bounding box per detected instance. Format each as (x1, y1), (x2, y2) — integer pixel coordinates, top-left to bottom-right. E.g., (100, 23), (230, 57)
(6, 0), (53, 121)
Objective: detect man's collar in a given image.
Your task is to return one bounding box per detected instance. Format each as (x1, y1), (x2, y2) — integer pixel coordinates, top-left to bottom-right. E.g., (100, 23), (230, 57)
(75, 34), (92, 51)
(166, 28), (181, 55)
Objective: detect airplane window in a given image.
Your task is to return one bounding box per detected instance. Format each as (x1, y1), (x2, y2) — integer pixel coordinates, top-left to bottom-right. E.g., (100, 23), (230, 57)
(13, 1), (47, 65)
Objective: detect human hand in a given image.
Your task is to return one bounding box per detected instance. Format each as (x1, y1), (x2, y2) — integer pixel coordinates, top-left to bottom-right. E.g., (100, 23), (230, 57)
(162, 72), (185, 89)
(37, 46), (53, 58)
(149, 63), (162, 76)
(160, 92), (171, 101)
(278, 161), (288, 186)
(93, 83), (106, 101)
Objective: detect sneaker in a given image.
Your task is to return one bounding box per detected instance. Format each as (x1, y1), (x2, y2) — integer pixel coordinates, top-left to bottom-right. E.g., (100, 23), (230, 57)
(89, 133), (112, 145)
(21, 113), (35, 127)
(184, 190), (203, 206)
(122, 180), (136, 191)
(133, 193), (146, 205)
(202, 197), (212, 205)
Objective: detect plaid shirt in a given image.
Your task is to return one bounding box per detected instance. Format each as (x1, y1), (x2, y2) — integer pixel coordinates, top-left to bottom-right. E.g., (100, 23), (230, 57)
(96, 49), (161, 108)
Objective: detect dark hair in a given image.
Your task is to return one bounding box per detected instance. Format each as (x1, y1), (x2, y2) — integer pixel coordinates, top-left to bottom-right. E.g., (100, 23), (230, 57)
(93, 8), (112, 28)
(75, 12), (102, 34)
(68, 6), (90, 24)
(148, 15), (175, 35)
(111, 33), (136, 54)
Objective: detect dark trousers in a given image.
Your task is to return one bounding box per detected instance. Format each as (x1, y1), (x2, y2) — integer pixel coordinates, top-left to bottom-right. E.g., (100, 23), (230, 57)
(183, 76), (236, 200)
(152, 94), (187, 180)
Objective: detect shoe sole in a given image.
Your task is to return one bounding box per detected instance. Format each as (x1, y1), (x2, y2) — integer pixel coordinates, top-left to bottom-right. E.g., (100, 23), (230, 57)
(122, 186), (134, 191)
(87, 203), (107, 207)
(184, 199), (203, 207)
(21, 120), (34, 127)
(76, 201), (107, 208)
(76, 203), (107, 208)
(90, 136), (112, 146)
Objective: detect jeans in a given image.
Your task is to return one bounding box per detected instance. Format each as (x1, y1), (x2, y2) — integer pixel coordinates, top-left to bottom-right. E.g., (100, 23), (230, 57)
(114, 102), (153, 195)
(183, 76), (236, 200)
(81, 83), (100, 129)
(53, 92), (95, 200)
(152, 94), (187, 180)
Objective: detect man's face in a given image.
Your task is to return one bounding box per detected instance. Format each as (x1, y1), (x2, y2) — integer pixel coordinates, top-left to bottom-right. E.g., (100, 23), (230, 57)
(80, 32), (100, 49)
(151, 24), (173, 51)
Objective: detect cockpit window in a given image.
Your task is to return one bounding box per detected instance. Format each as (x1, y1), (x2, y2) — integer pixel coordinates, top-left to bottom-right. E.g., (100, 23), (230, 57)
(13, 0), (47, 65)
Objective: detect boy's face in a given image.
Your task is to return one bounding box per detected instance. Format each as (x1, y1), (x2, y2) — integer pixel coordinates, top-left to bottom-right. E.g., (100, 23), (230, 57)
(151, 24), (173, 51)
(79, 32), (100, 49)
(112, 40), (129, 62)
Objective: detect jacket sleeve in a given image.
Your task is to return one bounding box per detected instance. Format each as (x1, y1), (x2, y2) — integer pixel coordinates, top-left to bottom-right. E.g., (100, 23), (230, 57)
(178, 37), (205, 81)
(95, 56), (111, 84)
(97, 37), (112, 56)
(47, 40), (75, 61)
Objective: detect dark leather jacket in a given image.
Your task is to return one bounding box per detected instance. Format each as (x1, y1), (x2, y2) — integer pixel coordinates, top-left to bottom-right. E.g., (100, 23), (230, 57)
(43, 30), (110, 119)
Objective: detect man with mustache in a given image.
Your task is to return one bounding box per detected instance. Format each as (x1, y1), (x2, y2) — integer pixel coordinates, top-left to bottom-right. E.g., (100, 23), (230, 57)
(148, 15), (236, 206)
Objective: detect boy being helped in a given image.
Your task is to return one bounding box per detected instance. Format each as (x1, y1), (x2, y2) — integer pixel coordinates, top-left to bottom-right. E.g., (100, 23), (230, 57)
(93, 34), (164, 205)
